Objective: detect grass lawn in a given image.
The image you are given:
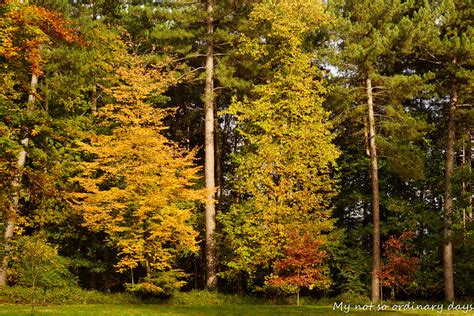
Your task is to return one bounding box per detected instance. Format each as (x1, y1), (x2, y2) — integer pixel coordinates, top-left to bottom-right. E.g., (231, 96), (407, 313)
(1, 304), (473, 316)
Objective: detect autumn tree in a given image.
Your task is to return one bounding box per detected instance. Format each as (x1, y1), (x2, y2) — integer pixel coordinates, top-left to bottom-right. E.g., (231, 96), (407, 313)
(268, 231), (330, 306)
(71, 54), (205, 294)
(219, 0), (339, 292)
(380, 232), (419, 300)
(1, 0), (472, 300)
(89, 0), (256, 289)
(0, 0), (81, 286)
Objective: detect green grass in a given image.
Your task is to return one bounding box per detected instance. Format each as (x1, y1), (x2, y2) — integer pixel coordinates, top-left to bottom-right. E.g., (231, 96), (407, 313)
(1, 304), (473, 316)
(2, 288), (473, 315)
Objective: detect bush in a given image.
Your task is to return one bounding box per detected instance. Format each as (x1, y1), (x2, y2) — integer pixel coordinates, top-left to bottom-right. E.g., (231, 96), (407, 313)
(125, 270), (188, 297)
(0, 286), (144, 305)
(11, 236), (76, 289)
(169, 290), (261, 305)
(169, 290), (228, 305)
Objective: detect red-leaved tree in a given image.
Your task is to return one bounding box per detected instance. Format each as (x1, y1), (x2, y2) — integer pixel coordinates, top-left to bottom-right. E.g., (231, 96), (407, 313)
(380, 231), (419, 300)
(268, 231), (330, 306)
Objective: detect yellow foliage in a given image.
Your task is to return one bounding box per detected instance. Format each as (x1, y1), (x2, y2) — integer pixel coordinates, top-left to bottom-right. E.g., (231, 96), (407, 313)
(71, 54), (204, 274)
(220, 0), (339, 282)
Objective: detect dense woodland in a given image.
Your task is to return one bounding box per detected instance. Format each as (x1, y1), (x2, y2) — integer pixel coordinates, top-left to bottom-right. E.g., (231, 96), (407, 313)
(0, 0), (472, 304)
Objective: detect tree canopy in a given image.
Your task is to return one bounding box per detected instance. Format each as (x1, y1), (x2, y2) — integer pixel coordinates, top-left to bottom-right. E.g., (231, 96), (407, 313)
(0, 0), (472, 303)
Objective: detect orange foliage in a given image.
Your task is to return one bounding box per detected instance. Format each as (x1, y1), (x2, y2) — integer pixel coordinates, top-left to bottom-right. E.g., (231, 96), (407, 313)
(0, 2), (82, 75)
(380, 231), (419, 288)
(268, 231), (330, 291)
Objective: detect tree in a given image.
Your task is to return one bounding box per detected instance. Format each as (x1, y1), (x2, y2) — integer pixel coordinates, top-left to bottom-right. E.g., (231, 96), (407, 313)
(330, 0), (431, 302)
(412, 0), (473, 301)
(219, 0), (339, 291)
(204, 0), (217, 290)
(71, 54), (205, 294)
(380, 231), (419, 300)
(89, 0), (255, 289)
(13, 235), (74, 311)
(0, 0), (81, 286)
(268, 231), (330, 306)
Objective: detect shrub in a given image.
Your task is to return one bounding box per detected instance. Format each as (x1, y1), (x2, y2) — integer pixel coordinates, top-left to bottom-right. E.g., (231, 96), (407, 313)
(125, 270), (188, 297)
(169, 290), (227, 305)
(12, 236), (76, 290)
(9, 236), (77, 310)
(169, 290), (262, 305)
(0, 286), (144, 305)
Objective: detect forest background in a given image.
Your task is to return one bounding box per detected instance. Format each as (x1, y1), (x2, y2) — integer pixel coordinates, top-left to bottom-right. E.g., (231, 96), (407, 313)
(0, 0), (472, 306)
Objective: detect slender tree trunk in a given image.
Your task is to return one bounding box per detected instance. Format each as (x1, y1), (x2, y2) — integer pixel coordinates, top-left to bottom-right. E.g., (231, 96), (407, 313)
(363, 203), (370, 225)
(0, 140), (28, 286)
(215, 115), (222, 201)
(237, 271), (243, 296)
(367, 77), (381, 303)
(144, 259), (151, 278)
(194, 257), (198, 290)
(363, 116), (370, 157)
(45, 86), (49, 114)
(27, 73), (38, 112)
(204, 0), (217, 290)
(463, 130), (472, 224)
(468, 131), (472, 223)
(0, 72), (36, 286)
(31, 274), (36, 313)
(443, 75), (457, 302)
(462, 140), (467, 235)
(92, 83), (97, 114)
(296, 287), (300, 306)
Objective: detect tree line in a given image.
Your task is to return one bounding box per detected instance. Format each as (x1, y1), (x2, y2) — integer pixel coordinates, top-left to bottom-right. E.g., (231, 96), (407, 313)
(0, 0), (472, 303)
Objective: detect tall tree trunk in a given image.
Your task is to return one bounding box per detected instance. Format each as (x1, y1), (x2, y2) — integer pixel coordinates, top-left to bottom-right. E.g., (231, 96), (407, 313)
(27, 73), (38, 112)
(92, 83), (97, 114)
(204, 0), (217, 290)
(0, 73), (36, 286)
(463, 130), (472, 224)
(364, 116), (370, 157)
(443, 75), (457, 302)
(462, 139), (467, 234)
(0, 139), (28, 286)
(468, 131), (472, 223)
(215, 116), (222, 201)
(367, 77), (381, 303)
